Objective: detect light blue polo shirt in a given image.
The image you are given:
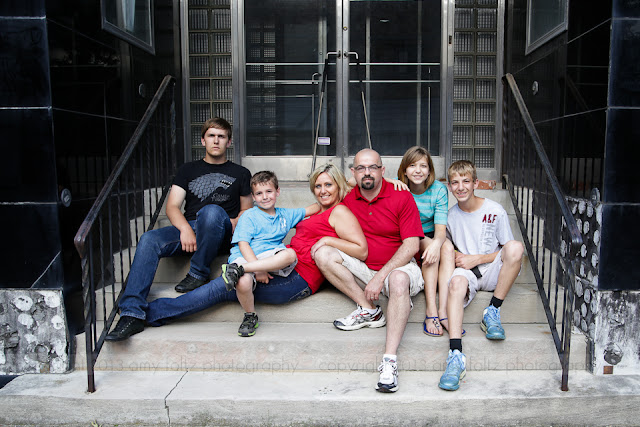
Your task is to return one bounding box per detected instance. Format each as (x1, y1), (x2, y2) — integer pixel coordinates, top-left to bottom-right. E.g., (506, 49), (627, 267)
(228, 206), (306, 262)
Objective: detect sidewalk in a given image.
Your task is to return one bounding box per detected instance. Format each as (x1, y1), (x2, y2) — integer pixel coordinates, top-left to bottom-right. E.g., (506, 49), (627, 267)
(1, 369), (639, 426)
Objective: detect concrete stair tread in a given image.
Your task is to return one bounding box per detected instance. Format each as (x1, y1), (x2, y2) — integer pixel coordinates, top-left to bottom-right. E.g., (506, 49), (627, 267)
(97, 282), (547, 324)
(2, 370), (639, 426)
(79, 322), (587, 372)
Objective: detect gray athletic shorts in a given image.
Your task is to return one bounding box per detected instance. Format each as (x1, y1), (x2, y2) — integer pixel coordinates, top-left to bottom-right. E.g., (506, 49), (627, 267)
(448, 248), (520, 307)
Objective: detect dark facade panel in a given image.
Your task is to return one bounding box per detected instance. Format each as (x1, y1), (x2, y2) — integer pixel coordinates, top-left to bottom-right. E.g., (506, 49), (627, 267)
(603, 108), (640, 203)
(613, 0), (640, 18)
(599, 203), (640, 290)
(0, 109), (57, 203)
(0, 204), (61, 288)
(609, 18), (640, 107)
(0, 19), (51, 107)
(0, 0), (45, 17)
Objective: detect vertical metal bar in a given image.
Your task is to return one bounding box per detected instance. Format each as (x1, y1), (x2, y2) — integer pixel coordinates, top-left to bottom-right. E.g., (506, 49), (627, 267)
(115, 178), (123, 310)
(561, 268), (573, 391)
(99, 214), (107, 330)
(534, 155), (542, 265)
(146, 134), (153, 230)
(139, 145), (146, 232)
(82, 238), (95, 393)
(551, 203), (559, 321)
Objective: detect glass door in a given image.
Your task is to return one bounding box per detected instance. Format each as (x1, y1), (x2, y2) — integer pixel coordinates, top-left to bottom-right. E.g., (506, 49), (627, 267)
(238, 0), (445, 178)
(346, 0), (442, 157)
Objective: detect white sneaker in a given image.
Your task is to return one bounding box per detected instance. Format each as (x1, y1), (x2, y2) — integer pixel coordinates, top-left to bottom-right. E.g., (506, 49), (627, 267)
(333, 305), (386, 331)
(375, 357), (398, 393)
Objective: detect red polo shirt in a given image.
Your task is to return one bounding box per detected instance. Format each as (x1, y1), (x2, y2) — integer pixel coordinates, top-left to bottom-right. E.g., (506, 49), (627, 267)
(343, 179), (424, 270)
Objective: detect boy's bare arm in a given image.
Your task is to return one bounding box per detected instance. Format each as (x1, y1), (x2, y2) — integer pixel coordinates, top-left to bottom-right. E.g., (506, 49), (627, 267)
(237, 241), (274, 283)
(237, 241), (258, 263)
(454, 250), (499, 270)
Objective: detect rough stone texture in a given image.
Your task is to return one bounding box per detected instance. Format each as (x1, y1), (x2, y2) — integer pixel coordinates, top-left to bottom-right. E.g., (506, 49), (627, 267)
(0, 289), (70, 374)
(594, 291), (640, 375)
(564, 192), (640, 375)
(566, 193), (602, 342)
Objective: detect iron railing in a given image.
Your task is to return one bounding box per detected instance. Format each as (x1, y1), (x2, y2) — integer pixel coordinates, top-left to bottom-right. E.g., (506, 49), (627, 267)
(502, 73), (583, 391)
(74, 75), (178, 392)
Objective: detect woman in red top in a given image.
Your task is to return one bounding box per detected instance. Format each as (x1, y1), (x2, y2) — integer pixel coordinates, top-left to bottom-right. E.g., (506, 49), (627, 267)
(144, 164), (367, 326)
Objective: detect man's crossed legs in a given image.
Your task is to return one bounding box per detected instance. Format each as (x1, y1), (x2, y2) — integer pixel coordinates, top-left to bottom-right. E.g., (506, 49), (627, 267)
(314, 246), (424, 393)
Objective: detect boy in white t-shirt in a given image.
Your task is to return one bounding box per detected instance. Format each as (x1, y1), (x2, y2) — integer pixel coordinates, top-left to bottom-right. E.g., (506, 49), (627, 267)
(438, 160), (524, 391)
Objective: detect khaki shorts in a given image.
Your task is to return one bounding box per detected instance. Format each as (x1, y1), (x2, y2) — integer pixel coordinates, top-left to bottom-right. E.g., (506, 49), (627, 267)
(230, 248), (297, 290)
(336, 250), (424, 298)
(449, 248), (520, 307)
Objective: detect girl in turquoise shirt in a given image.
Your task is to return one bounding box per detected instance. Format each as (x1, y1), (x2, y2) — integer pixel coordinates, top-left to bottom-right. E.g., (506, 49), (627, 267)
(397, 146), (456, 337)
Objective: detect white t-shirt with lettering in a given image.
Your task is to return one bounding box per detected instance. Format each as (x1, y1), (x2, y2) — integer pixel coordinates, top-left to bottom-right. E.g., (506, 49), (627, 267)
(446, 198), (514, 276)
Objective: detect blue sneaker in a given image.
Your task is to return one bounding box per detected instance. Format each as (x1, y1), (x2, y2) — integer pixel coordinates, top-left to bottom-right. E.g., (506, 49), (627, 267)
(438, 349), (466, 391)
(481, 305), (506, 340)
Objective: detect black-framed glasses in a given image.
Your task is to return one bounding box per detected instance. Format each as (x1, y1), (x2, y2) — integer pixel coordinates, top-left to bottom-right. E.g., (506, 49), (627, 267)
(353, 164), (382, 173)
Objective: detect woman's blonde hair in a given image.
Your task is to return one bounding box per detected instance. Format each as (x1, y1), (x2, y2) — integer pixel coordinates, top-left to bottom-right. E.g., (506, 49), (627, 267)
(397, 146), (436, 190)
(309, 163), (350, 202)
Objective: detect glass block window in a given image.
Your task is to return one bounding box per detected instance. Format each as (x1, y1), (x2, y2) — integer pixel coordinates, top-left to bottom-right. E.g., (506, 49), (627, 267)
(188, 1), (234, 161)
(452, 0), (501, 169)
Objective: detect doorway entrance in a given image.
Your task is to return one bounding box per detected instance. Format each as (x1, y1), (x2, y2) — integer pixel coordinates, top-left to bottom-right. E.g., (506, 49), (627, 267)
(236, 0), (447, 179)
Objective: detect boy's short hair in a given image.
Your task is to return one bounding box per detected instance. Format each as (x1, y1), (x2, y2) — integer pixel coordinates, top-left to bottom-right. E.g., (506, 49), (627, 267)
(309, 163), (349, 202)
(250, 170), (279, 191)
(397, 146), (436, 189)
(201, 117), (232, 139)
(448, 160), (477, 182)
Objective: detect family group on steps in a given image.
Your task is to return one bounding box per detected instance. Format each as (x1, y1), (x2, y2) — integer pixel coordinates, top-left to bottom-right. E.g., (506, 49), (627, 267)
(105, 117), (524, 393)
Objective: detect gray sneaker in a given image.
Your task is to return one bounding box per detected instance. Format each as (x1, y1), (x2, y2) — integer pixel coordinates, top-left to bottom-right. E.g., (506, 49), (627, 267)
(238, 312), (259, 337)
(221, 263), (245, 291)
(333, 305), (386, 331)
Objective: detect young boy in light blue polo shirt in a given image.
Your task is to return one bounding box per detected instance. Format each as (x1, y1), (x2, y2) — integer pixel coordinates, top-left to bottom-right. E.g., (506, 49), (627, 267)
(221, 170), (319, 337)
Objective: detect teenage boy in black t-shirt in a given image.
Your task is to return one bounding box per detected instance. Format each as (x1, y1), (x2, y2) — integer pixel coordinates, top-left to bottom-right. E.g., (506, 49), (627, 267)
(106, 117), (252, 341)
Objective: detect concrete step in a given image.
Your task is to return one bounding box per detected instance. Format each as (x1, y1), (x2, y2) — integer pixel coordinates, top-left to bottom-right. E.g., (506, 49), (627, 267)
(96, 282), (547, 325)
(5, 369), (636, 426)
(75, 322), (587, 372)
(113, 228), (537, 289)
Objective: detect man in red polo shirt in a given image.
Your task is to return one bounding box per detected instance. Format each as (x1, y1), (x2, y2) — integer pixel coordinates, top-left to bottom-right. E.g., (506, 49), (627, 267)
(314, 148), (424, 393)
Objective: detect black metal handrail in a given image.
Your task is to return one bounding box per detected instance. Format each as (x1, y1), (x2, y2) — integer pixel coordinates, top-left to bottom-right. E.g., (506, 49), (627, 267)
(74, 75), (177, 392)
(502, 73), (583, 391)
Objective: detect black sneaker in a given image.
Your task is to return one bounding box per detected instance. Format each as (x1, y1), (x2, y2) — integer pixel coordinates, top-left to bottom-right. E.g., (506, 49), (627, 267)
(238, 312), (259, 337)
(174, 274), (206, 293)
(221, 263), (245, 291)
(105, 316), (144, 341)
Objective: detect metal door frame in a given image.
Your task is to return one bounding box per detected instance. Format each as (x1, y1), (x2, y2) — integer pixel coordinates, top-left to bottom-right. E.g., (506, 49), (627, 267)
(183, 0), (455, 180)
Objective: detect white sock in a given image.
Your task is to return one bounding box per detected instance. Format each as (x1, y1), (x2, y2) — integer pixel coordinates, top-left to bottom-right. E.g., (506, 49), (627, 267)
(365, 306), (378, 314)
(383, 354), (397, 363)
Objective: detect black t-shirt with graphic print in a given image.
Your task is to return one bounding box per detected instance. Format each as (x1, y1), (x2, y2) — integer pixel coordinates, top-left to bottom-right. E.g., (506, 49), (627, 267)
(172, 160), (252, 221)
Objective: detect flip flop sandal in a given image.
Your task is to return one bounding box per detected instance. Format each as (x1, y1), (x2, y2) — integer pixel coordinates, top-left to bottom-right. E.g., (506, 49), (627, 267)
(439, 317), (466, 337)
(423, 316), (443, 337)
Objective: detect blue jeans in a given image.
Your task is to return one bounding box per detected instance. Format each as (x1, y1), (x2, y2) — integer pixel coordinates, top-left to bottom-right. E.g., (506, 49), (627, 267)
(145, 270), (312, 326)
(119, 204), (232, 319)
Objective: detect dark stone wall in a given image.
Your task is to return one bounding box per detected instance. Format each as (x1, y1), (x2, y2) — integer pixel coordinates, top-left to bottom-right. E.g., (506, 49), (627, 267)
(0, 1), (63, 289)
(505, 0), (639, 291)
(0, 1), (183, 332)
(599, 1), (640, 290)
(46, 0), (183, 297)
